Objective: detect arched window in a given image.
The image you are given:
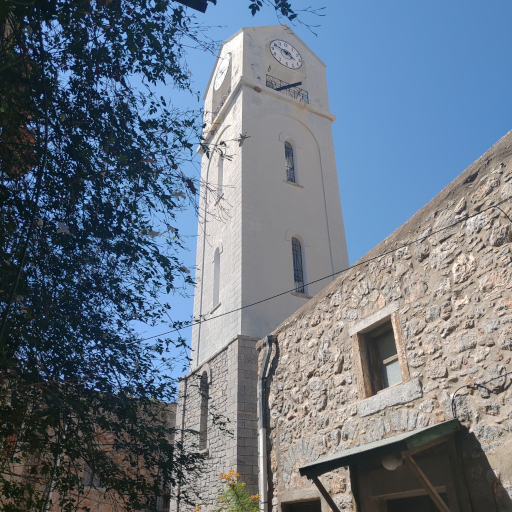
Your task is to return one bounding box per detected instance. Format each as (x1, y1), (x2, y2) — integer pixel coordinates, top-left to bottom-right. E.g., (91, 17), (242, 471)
(284, 141), (295, 183)
(199, 371), (209, 450)
(292, 237), (305, 294)
(83, 463), (102, 488)
(217, 155), (224, 199)
(213, 248), (220, 307)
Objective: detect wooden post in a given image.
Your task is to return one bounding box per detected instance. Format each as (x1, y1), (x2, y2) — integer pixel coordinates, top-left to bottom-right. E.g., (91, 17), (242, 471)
(311, 476), (342, 512)
(352, 333), (373, 398)
(349, 465), (361, 512)
(403, 455), (452, 512)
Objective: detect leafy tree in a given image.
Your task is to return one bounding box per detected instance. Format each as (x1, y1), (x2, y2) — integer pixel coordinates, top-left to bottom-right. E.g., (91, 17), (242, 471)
(0, 0), (304, 510)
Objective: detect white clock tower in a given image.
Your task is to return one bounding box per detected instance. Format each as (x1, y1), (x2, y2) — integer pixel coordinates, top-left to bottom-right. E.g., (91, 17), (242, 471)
(191, 25), (349, 369)
(174, 25), (349, 511)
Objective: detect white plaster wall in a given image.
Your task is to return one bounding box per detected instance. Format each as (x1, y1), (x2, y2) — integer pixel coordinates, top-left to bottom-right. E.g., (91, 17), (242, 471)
(239, 101), (348, 337)
(242, 26), (331, 113)
(192, 25), (349, 368)
(203, 30), (244, 121)
(191, 91), (244, 368)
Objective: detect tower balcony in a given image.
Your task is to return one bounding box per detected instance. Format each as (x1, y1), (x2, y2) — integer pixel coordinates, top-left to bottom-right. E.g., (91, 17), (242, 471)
(266, 74), (309, 104)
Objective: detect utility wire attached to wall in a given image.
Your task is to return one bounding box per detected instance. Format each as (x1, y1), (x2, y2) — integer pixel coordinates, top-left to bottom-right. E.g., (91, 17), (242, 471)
(142, 196), (512, 342)
(451, 372), (512, 420)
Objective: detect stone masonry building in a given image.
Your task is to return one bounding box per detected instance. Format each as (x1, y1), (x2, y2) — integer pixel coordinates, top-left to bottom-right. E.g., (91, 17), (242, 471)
(260, 130), (512, 512)
(175, 23), (512, 512)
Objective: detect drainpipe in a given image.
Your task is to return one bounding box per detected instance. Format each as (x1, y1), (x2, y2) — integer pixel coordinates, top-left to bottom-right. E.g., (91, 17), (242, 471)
(258, 335), (274, 512)
(175, 376), (188, 512)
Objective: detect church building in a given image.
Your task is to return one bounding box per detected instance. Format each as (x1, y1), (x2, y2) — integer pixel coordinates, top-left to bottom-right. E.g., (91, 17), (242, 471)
(175, 24), (512, 512)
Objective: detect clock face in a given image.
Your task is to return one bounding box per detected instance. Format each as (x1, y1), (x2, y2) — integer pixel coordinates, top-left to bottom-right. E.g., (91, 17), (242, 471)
(213, 54), (231, 91)
(269, 40), (302, 69)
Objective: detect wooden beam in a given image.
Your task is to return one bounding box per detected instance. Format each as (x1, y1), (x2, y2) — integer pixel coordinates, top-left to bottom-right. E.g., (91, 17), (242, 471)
(403, 455), (452, 512)
(391, 310), (410, 381)
(311, 476), (342, 512)
(369, 486), (448, 501)
(352, 333), (373, 398)
(349, 465), (361, 512)
(402, 436), (449, 458)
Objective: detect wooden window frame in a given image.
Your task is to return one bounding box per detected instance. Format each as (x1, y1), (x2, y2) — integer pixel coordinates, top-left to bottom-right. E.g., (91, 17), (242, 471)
(352, 311), (409, 399)
(366, 323), (400, 392)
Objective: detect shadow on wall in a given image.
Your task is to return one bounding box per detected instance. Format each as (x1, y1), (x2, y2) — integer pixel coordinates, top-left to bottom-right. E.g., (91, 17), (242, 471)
(459, 428), (512, 512)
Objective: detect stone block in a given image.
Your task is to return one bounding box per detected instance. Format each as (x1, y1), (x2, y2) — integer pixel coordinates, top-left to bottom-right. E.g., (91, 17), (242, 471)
(348, 302), (399, 336)
(425, 360), (448, 379)
(446, 330), (477, 353)
(357, 379), (423, 417)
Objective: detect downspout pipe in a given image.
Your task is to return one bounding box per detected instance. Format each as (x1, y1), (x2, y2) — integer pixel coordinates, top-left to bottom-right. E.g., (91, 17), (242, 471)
(175, 376), (188, 512)
(258, 335), (274, 512)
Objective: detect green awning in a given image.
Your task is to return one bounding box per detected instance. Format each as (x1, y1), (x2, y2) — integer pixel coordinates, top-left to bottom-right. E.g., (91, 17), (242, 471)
(299, 419), (460, 478)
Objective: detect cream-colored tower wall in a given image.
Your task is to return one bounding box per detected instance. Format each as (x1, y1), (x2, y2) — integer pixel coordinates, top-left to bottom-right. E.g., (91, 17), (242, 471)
(191, 106), (244, 368)
(191, 26), (349, 369)
(239, 26), (349, 339)
(191, 32), (246, 369)
(202, 30), (244, 123)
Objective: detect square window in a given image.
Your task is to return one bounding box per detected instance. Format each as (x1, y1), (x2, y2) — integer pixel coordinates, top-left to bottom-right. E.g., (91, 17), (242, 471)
(366, 321), (402, 392)
(281, 499), (321, 512)
(351, 308), (409, 399)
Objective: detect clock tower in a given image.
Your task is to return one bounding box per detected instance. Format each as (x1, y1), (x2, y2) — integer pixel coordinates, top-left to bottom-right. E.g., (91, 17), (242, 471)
(191, 25), (349, 369)
(174, 25), (349, 511)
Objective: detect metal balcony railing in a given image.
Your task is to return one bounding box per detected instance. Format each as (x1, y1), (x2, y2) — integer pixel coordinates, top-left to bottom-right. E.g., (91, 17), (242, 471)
(266, 75), (309, 104)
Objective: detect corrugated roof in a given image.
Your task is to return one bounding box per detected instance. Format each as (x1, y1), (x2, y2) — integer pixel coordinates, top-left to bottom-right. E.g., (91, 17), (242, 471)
(299, 419), (460, 478)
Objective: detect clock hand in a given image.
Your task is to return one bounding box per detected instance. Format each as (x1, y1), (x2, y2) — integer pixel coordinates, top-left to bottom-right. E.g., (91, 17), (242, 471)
(275, 81), (302, 92)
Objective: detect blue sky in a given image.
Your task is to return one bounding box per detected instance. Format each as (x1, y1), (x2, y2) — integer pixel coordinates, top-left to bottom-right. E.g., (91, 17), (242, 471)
(142, 0), (512, 369)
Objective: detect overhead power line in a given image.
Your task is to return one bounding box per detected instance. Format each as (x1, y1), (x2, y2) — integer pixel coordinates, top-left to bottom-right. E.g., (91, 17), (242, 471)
(142, 197), (512, 342)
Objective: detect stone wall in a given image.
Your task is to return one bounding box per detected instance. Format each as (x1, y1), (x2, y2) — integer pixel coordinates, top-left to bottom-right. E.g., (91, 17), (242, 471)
(173, 336), (259, 511)
(261, 130), (512, 511)
(41, 403), (177, 512)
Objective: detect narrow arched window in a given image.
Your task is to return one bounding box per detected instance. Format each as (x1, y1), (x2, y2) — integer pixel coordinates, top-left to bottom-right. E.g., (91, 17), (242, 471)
(199, 371), (209, 450)
(217, 155), (224, 199)
(213, 248), (220, 307)
(292, 237), (305, 294)
(285, 141), (295, 183)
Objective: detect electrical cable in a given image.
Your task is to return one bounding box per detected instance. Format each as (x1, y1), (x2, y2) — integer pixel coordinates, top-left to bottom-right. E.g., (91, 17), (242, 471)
(451, 371), (512, 419)
(142, 196), (512, 341)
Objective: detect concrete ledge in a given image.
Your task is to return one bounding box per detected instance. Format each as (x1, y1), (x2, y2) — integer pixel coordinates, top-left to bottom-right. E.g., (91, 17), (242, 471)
(291, 291), (313, 300)
(277, 487), (320, 507)
(201, 76), (337, 144)
(349, 302), (399, 337)
(185, 335), (260, 378)
(357, 379), (423, 417)
(210, 302), (221, 314)
(283, 180), (304, 189)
